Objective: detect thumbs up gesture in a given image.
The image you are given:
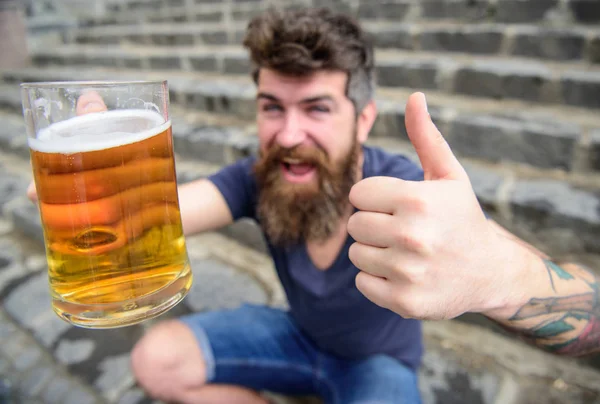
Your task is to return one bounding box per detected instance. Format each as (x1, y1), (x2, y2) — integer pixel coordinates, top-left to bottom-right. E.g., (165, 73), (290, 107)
(347, 92), (524, 320)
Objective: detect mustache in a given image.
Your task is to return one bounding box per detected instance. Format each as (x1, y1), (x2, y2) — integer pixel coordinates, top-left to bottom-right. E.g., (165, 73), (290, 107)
(259, 143), (329, 167)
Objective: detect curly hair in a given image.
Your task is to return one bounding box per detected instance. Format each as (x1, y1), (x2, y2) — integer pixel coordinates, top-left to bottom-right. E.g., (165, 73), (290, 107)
(243, 7), (375, 114)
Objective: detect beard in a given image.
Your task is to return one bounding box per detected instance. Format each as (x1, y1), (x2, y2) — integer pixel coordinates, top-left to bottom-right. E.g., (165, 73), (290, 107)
(254, 135), (360, 246)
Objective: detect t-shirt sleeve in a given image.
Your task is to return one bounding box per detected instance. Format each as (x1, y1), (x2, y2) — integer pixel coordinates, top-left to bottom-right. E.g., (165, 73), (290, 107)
(207, 157), (257, 220)
(367, 147), (424, 181)
(387, 155), (424, 181)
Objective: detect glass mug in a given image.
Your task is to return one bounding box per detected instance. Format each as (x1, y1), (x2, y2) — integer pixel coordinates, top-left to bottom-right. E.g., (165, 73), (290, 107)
(20, 81), (193, 328)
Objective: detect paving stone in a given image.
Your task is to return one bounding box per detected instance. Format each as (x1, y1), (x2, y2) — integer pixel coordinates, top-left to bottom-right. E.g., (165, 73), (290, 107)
(148, 56), (182, 70)
(218, 218), (268, 254)
(377, 59), (439, 89)
(94, 353), (135, 402)
(0, 174), (27, 211)
(419, 348), (503, 404)
(0, 241), (29, 297)
(495, 0), (559, 23)
(510, 180), (600, 253)
(231, 8), (265, 22)
(117, 388), (147, 404)
(561, 70), (600, 109)
(357, 0), (411, 20)
(63, 385), (100, 404)
(58, 324), (143, 388)
(462, 163), (504, 210)
(0, 119), (24, 150)
(12, 345), (43, 371)
(0, 217), (14, 237)
(199, 31), (227, 45)
(517, 379), (600, 403)
(185, 126), (233, 165)
(156, 33), (195, 46)
(447, 114), (579, 170)
(0, 337), (28, 361)
(29, 310), (73, 348)
(41, 376), (75, 404)
(55, 339), (95, 365)
(420, 0), (491, 20)
(194, 10), (222, 22)
(0, 313), (19, 340)
(369, 25), (414, 50)
(0, 356), (11, 372)
(569, 0), (600, 24)
(420, 27), (504, 54)
(0, 377), (15, 403)
(510, 27), (585, 61)
(185, 257), (268, 312)
(7, 202), (44, 244)
(20, 365), (53, 398)
(4, 272), (53, 330)
(588, 35), (600, 64)
(223, 55), (251, 75)
(590, 129), (600, 172)
(23, 254), (46, 273)
(453, 61), (552, 102)
(227, 132), (259, 161)
(189, 55), (218, 72)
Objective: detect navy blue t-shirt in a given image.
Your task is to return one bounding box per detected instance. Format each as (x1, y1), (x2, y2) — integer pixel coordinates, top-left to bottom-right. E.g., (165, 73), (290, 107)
(208, 145), (425, 370)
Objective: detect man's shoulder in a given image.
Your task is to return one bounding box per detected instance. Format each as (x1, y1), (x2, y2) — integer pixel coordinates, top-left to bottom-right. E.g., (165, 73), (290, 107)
(363, 145), (424, 181)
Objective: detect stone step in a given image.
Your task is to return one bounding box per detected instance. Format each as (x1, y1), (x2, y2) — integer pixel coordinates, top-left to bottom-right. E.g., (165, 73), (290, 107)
(26, 43), (600, 110)
(3, 65), (600, 176)
(64, 20), (600, 65)
(80, 0), (600, 26)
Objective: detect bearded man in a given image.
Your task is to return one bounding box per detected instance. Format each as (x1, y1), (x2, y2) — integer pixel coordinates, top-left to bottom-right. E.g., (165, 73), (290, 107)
(128, 7), (424, 404)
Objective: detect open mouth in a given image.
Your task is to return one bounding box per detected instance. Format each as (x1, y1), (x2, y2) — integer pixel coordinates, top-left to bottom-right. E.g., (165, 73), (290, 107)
(281, 157), (317, 183)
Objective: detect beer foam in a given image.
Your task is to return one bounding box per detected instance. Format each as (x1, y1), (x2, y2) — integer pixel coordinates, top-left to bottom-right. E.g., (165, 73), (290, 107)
(28, 109), (170, 153)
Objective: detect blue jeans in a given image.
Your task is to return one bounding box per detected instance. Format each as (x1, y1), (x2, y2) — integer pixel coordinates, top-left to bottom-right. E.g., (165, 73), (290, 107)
(180, 304), (421, 404)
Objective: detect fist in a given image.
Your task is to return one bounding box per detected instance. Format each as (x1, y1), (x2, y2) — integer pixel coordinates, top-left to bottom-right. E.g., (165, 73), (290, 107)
(347, 93), (519, 320)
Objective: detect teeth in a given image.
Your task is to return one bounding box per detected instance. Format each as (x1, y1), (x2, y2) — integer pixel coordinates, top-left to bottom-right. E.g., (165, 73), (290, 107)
(283, 158), (302, 165)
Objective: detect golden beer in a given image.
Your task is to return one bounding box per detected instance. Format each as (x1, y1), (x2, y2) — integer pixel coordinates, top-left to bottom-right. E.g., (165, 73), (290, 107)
(28, 109), (192, 328)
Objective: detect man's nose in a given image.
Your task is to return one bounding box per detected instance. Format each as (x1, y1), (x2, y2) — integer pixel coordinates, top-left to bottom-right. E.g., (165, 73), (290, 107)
(276, 112), (307, 148)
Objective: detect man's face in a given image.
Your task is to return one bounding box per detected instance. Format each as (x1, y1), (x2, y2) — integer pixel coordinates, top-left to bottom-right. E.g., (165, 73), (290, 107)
(253, 69), (362, 245)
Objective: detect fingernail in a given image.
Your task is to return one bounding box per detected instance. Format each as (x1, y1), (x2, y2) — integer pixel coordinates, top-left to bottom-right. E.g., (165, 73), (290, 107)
(421, 93), (428, 113)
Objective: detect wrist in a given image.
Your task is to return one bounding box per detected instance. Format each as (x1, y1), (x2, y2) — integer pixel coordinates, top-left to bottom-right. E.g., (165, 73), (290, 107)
(480, 234), (542, 322)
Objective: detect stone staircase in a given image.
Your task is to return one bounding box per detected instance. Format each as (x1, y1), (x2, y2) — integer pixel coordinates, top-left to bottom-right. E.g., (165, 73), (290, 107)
(1, 0), (600, 403)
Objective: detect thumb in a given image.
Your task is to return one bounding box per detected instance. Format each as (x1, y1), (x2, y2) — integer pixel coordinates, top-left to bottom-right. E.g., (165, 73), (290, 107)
(405, 92), (467, 182)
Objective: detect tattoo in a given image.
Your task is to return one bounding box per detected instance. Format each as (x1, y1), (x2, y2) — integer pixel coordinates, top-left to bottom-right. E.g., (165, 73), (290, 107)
(507, 259), (600, 356)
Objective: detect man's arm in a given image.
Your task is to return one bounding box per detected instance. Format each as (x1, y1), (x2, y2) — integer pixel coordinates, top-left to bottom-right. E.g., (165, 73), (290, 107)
(484, 221), (600, 356)
(178, 179), (233, 236)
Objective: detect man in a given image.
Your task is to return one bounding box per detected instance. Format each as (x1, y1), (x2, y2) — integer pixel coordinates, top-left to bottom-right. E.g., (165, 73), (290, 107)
(26, 6), (598, 404)
(129, 8), (424, 403)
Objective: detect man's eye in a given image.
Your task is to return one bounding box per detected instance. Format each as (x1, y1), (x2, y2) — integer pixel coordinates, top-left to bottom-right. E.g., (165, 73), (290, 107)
(309, 105), (330, 113)
(263, 104), (282, 112)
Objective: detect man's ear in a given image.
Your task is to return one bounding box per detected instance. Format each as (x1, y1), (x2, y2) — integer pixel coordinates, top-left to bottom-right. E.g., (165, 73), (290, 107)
(356, 100), (377, 144)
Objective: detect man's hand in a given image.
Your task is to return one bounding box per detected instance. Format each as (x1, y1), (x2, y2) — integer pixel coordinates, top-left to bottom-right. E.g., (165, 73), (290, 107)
(347, 92), (530, 320)
(26, 91), (107, 204)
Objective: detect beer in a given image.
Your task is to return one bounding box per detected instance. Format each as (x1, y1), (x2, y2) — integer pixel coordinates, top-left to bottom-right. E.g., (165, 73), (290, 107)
(29, 109), (192, 328)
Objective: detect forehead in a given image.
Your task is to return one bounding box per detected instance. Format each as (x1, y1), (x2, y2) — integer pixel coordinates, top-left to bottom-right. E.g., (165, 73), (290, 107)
(257, 68), (348, 101)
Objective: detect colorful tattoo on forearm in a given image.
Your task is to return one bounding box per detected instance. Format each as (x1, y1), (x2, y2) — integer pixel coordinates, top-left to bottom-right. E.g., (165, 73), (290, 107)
(508, 260), (600, 356)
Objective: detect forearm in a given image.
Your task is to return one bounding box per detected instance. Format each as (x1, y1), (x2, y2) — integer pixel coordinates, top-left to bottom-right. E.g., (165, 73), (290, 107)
(483, 225), (600, 356)
(178, 179), (233, 236)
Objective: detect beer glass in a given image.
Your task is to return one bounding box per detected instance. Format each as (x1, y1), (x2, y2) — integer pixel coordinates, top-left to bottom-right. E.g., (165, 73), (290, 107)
(21, 81), (193, 329)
